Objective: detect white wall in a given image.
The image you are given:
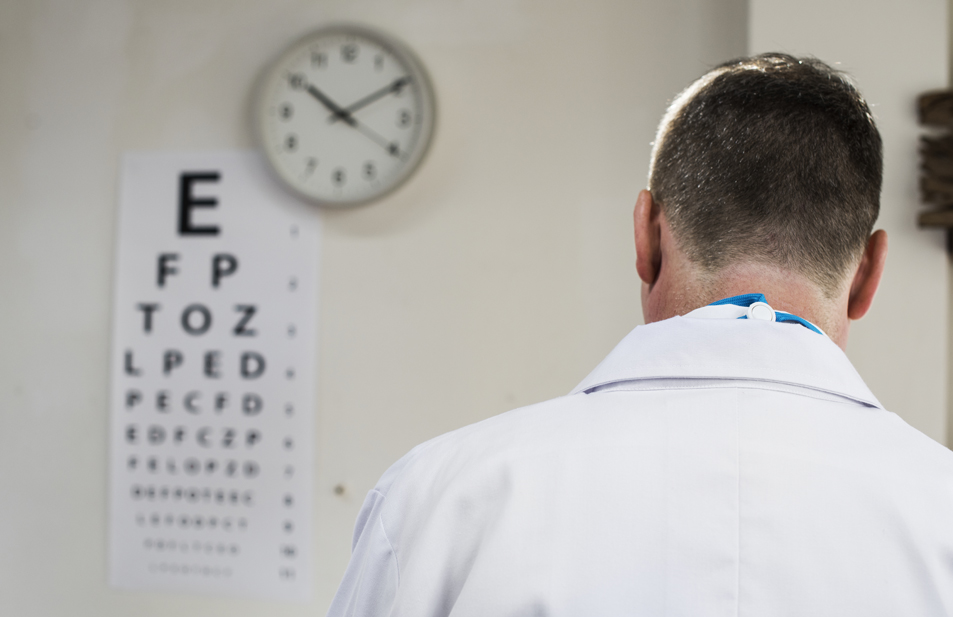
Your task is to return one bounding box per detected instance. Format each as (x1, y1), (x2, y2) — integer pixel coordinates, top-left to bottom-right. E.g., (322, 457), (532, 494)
(750, 0), (950, 443)
(0, 0), (747, 614)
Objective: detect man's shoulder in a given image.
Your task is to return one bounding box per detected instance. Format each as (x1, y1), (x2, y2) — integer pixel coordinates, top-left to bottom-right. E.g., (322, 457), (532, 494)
(372, 393), (590, 497)
(873, 410), (953, 480)
(373, 384), (953, 504)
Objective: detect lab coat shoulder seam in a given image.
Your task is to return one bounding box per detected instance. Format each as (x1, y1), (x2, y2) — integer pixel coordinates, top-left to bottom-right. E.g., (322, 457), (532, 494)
(374, 437), (446, 497)
(377, 504), (400, 588)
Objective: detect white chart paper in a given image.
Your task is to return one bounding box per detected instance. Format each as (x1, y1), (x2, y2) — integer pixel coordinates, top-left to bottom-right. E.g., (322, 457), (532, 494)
(108, 151), (318, 601)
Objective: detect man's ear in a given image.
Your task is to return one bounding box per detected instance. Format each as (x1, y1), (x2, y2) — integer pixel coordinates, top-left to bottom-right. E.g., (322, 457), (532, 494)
(847, 229), (888, 320)
(634, 190), (662, 286)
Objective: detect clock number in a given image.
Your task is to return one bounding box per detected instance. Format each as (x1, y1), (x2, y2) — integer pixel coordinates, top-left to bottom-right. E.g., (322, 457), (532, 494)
(311, 51), (327, 67)
(341, 43), (358, 63)
(332, 168), (346, 186)
(285, 134), (298, 152)
(363, 162), (376, 180)
(397, 109), (412, 128)
(374, 55), (384, 71)
(279, 103), (293, 120)
(303, 157), (317, 177)
(288, 73), (305, 90)
(387, 142), (400, 157)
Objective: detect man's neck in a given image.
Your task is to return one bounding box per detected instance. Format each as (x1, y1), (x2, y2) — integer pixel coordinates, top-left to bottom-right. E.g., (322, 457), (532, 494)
(644, 262), (851, 349)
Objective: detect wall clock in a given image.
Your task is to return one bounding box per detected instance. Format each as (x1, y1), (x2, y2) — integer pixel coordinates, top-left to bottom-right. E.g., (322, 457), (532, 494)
(255, 25), (437, 207)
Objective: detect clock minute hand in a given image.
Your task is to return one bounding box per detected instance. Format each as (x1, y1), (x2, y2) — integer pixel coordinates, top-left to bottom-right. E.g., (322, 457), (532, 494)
(303, 81), (405, 158)
(329, 76), (411, 124)
(304, 84), (355, 126)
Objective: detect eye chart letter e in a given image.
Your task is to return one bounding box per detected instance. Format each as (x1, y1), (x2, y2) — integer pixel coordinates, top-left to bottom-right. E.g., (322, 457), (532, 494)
(109, 151), (318, 601)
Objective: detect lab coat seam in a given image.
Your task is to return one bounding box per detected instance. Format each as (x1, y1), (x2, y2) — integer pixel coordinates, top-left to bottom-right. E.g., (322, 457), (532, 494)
(578, 370), (874, 401)
(377, 503), (400, 588)
(735, 388), (742, 617)
(374, 437), (447, 500)
(352, 489), (388, 551)
(587, 381), (877, 408)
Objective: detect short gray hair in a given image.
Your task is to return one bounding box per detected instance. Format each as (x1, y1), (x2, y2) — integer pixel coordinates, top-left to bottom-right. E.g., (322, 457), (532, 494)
(648, 53), (882, 297)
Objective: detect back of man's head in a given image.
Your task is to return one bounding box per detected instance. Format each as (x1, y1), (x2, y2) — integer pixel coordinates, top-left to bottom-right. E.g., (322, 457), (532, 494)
(648, 53), (883, 298)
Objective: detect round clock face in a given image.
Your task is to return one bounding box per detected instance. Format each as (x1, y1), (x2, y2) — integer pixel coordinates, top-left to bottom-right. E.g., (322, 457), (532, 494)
(256, 25), (436, 206)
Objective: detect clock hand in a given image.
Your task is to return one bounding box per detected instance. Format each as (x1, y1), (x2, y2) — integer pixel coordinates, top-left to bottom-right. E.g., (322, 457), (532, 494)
(301, 78), (406, 158)
(303, 83), (356, 126)
(351, 122), (409, 160)
(328, 76), (412, 124)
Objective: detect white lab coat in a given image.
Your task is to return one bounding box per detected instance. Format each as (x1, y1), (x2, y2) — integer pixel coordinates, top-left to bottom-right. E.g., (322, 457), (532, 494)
(327, 307), (953, 616)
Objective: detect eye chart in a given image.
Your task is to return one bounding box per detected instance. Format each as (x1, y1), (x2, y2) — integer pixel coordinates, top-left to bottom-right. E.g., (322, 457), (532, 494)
(109, 151), (317, 601)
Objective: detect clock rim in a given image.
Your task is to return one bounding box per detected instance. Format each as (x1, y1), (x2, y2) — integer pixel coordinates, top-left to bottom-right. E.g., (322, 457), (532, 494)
(253, 23), (437, 208)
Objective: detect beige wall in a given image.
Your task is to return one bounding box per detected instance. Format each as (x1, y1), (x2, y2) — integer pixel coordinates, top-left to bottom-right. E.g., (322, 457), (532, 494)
(0, 0), (747, 614)
(750, 0), (950, 443)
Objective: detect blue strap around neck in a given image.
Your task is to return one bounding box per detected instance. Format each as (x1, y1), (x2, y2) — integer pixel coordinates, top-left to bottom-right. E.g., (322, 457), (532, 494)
(710, 293), (769, 307)
(709, 293), (823, 335)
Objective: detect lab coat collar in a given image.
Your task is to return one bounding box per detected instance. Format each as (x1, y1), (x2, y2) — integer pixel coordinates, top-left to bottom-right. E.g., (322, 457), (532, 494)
(571, 312), (882, 409)
(684, 301), (827, 337)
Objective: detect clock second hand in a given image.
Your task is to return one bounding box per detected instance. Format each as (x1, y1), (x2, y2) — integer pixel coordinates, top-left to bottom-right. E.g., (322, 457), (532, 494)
(351, 122), (408, 160)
